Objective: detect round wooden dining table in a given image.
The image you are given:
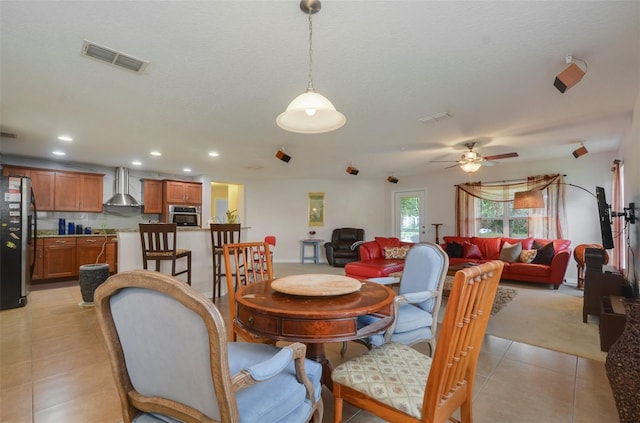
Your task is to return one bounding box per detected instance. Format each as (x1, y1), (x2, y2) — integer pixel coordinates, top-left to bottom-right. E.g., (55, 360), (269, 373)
(234, 277), (395, 388)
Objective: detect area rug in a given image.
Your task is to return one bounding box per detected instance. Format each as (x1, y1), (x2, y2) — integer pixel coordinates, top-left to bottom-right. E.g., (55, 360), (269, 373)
(443, 279), (518, 315)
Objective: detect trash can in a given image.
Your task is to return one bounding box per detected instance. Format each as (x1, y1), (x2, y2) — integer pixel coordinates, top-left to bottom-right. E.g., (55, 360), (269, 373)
(79, 263), (110, 306)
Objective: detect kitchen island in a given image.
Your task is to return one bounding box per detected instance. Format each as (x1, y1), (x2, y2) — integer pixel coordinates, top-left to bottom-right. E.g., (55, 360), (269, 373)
(118, 227), (249, 298)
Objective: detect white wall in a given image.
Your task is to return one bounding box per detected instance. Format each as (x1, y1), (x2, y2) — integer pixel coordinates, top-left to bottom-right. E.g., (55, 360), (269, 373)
(385, 151), (619, 283)
(243, 178), (386, 263)
(619, 90), (640, 289)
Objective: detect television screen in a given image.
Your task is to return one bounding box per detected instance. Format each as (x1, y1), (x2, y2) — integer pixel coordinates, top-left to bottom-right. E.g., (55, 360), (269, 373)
(595, 186), (614, 249)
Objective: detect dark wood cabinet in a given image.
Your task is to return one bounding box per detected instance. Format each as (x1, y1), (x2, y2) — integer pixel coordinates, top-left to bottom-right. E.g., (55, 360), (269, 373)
(583, 265), (626, 323)
(142, 179), (163, 214)
(43, 237), (77, 279)
(77, 236), (117, 273)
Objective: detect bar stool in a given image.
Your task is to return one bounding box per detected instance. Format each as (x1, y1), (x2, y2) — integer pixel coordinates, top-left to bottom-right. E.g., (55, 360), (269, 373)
(210, 223), (241, 302)
(138, 223), (191, 285)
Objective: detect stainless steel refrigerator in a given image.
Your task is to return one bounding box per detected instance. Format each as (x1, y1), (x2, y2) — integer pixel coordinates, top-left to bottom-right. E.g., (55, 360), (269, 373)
(1, 175), (36, 309)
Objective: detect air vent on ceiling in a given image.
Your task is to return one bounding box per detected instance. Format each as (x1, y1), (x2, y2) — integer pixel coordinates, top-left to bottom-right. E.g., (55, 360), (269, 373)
(81, 40), (149, 73)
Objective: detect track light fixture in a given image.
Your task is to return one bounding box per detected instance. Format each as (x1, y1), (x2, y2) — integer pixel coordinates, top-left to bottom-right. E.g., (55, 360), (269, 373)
(387, 176), (399, 184)
(554, 54), (587, 93)
(275, 149), (292, 163)
(346, 165), (359, 175)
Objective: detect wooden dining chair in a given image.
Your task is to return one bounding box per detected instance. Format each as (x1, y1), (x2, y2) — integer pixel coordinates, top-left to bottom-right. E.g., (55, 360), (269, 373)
(139, 223), (191, 285)
(332, 260), (504, 423)
(223, 241), (273, 343)
(210, 223), (241, 302)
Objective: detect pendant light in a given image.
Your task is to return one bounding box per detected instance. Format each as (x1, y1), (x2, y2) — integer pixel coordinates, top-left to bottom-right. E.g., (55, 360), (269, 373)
(276, 0), (346, 134)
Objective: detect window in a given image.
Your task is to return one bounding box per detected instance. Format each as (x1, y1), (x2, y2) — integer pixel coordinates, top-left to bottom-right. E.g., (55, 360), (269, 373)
(476, 196), (532, 238)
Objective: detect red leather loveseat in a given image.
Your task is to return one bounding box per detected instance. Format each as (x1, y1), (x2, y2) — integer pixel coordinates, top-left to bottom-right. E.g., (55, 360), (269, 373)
(443, 236), (572, 289)
(344, 237), (414, 279)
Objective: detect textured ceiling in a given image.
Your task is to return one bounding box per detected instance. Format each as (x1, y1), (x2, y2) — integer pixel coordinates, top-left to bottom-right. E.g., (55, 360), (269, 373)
(1, 1), (638, 180)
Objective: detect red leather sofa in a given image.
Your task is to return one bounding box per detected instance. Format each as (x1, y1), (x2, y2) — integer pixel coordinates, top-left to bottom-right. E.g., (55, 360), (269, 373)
(443, 236), (572, 289)
(344, 237), (414, 279)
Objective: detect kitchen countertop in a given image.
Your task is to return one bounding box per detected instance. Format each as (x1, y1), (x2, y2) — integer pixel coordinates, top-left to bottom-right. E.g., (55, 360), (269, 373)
(37, 226), (212, 238)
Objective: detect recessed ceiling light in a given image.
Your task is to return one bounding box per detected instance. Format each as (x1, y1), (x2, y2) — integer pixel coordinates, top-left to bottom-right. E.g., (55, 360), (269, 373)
(52, 150), (66, 156)
(208, 151), (219, 157)
(150, 151), (161, 156)
(132, 160), (142, 166)
(183, 167), (192, 172)
(57, 135), (73, 142)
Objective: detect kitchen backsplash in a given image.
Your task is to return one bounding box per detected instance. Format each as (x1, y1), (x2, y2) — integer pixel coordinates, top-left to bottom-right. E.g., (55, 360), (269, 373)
(36, 209), (161, 232)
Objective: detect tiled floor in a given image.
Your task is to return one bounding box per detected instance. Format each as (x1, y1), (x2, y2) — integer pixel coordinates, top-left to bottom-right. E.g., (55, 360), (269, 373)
(1, 282), (618, 423)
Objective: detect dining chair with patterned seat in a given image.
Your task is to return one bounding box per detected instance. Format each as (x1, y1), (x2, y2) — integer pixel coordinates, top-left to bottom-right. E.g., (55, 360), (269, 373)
(223, 241), (274, 343)
(94, 270), (323, 423)
(332, 260), (504, 423)
(139, 223), (191, 285)
(210, 223), (241, 302)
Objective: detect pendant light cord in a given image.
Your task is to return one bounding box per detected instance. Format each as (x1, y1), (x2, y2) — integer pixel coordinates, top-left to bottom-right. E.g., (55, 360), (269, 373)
(307, 9), (314, 91)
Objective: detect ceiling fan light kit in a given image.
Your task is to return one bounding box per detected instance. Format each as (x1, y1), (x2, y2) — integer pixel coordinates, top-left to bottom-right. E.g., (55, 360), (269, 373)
(276, 0), (346, 134)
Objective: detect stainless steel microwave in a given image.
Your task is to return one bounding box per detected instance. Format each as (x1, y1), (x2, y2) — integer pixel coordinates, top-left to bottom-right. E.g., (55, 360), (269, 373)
(168, 205), (200, 227)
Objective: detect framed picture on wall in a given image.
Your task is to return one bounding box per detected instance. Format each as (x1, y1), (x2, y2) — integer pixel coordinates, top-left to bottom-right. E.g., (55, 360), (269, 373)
(308, 192), (324, 227)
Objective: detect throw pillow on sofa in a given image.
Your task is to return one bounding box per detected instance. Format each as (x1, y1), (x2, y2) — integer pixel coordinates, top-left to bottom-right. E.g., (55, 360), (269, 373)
(519, 249), (537, 263)
(499, 241), (522, 263)
(532, 241), (555, 265)
(384, 246), (411, 259)
(462, 242), (483, 260)
(445, 242), (463, 258)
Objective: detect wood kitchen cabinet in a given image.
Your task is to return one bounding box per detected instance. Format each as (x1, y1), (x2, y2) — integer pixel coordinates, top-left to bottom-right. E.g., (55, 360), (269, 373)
(31, 242), (44, 280)
(43, 237), (77, 279)
(3, 165), (103, 212)
(54, 172), (104, 212)
(164, 180), (202, 205)
(77, 236), (117, 273)
(142, 179), (163, 214)
(2, 166), (55, 210)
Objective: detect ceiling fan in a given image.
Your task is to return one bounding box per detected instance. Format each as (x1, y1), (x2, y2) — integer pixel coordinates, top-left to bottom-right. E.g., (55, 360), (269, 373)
(431, 141), (519, 173)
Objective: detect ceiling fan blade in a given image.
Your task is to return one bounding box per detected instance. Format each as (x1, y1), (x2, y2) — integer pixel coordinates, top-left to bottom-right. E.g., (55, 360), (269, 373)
(484, 152), (519, 161)
(429, 160), (459, 163)
(445, 163), (460, 169)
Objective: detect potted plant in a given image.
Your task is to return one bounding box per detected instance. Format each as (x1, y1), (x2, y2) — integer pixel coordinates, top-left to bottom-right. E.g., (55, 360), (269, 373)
(226, 209), (238, 224)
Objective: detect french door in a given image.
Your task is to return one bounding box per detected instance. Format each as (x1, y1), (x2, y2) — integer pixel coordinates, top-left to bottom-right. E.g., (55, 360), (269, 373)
(393, 189), (426, 242)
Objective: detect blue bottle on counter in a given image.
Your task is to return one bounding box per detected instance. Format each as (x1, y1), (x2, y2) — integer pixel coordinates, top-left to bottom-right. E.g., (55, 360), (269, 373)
(75, 224), (83, 235)
(58, 218), (66, 235)
(84, 227), (91, 234)
(68, 222), (75, 235)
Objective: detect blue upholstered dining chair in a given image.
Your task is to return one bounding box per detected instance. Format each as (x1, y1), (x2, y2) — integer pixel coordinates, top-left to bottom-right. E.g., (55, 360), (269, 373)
(94, 270), (323, 423)
(358, 242), (449, 356)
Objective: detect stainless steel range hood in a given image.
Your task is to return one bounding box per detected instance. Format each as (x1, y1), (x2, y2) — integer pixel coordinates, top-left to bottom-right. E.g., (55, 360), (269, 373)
(105, 167), (141, 207)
